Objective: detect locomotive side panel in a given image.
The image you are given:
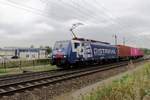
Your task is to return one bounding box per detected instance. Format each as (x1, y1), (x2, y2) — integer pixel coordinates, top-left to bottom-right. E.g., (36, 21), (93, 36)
(51, 39), (144, 68)
(90, 42), (118, 60)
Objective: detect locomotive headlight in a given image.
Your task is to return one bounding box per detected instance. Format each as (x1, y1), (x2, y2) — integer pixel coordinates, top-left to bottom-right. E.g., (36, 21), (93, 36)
(64, 55), (66, 58)
(53, 55), (55, 58)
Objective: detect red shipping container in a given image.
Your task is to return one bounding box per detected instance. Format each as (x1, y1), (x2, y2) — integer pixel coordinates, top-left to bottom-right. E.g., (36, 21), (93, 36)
(117, 45), (131, 58)
(131, 48), (144, 57)
(131, 48), (138, 56)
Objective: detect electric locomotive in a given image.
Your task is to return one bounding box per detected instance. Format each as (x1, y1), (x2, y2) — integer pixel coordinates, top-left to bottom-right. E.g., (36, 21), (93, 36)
(50, 38), (118, 68)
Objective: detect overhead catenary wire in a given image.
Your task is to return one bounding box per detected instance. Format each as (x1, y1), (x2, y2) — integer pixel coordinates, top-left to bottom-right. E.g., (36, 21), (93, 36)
(0, 0), (134, 45)
(94, 0), (133, 44)
(47, 0), (101, 22)
(0, 0), (52, 19)
(94, 0), (126, 30)
(94, 0), (131, 33)
(40, 0), (92, 21)
(7, 0), (49, 14)
(54, 0), (123, 31)
(69, 0), (104, 21)
(81, 0), (116, 24)
(76, 0), (121, 44)
(40, 0), (117, 38)
(1, 0), (128, 30)
(70, 0), (125, 32)
(3, 0), (125, 29)
(41, 0), (117, 25)
(60, 0), (129, 44)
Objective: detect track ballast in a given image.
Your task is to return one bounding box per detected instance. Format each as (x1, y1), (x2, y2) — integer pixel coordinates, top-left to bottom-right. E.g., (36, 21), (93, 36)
(0, 58), (149, 96)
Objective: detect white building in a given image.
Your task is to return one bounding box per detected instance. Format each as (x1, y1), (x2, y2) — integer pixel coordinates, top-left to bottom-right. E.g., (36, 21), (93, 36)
(16, 48), (47, 59)
(0, 48), (47, 60)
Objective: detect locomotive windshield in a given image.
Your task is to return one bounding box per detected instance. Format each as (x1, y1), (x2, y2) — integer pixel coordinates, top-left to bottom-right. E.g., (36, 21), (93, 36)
(54, 41), (70, 50)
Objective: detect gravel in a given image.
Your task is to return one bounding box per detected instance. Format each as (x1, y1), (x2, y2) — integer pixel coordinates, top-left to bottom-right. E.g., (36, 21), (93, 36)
(0, 60), (148, 100)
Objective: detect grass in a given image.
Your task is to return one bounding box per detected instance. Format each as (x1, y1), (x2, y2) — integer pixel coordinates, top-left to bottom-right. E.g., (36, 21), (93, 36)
(0, 59), (50, 68)
(0, 64), (56, 76)
(0, 59), (55, 76)
(82, 62), (150, 100)
(0, 69), (7, 73)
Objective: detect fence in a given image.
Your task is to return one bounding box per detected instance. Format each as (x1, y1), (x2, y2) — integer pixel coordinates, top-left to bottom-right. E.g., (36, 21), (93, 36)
(0, 59), (50, 69)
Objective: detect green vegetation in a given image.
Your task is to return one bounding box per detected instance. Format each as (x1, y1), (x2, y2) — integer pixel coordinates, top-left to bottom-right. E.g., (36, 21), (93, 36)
(0, 59), (50, 68)
(0, 64), (56, 76)
(82, 63), (150, 100)
(0, 58), (56, 76)
(141, 48), (150, 55)
(0, 69), (6, 73)
(45, 46), (52, 54)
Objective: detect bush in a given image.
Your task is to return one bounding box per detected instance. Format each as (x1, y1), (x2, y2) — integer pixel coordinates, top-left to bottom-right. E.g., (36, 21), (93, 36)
(83, 63), (150, 100)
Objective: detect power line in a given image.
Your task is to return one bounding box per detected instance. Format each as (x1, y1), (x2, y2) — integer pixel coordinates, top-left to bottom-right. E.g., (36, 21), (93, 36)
(7, 0), (49, 14)
(1, 0), (127, 33)
(1, 0), (126, 28)
(68, 0), (123, 32)
(92, 0), (132, 44)
(0, 0), (103, 29)
(0, 0), (51, 19)
(69, 0), (111, 24)
(5, 0), (122, 27)
(45, 0), (97, 21)
(60, 0), (124, 42)
(41, 0), (113, 24)
(94, 0), (128, 32)
(82, 0), (115, 24)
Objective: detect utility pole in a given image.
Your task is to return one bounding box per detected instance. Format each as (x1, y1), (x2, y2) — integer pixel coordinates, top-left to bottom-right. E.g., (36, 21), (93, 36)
(70, 23), (83, 39)
(123, 37), (125, 45)
(114, 34), (117, 45)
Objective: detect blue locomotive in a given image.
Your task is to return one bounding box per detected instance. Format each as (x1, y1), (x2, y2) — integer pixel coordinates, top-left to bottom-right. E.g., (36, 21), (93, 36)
(51, 38), (118, 68)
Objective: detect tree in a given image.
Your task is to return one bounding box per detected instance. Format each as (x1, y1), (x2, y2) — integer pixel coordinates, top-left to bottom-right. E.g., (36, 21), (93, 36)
(30, 45), (34, 48)
(141, 48), (150, 55)
(45, 46), (52, 54)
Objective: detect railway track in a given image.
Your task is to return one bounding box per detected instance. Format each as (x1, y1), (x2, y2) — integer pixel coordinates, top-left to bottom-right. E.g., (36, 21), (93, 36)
(0, 58), (149, 96)
(0, 69), (60, 83)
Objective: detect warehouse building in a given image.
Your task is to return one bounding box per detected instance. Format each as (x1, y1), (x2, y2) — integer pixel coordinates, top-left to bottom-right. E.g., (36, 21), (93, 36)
(16, 48), (47, 59)
(0, 48), (47, 60)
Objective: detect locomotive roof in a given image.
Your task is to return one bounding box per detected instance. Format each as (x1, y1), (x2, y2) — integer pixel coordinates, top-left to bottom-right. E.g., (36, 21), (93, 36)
(72, 38), (110, 44)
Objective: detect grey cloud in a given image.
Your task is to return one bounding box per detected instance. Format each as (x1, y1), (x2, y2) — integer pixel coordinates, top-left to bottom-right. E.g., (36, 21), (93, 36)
(0, 0), (149, 48)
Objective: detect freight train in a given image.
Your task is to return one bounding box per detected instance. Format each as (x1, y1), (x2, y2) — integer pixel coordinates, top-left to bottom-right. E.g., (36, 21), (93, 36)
(50, 38), (144, 68)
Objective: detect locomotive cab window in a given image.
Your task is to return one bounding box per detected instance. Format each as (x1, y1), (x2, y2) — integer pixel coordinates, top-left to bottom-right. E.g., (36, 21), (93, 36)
(54, 41), (70, 50)
(74, 43), (80, 49)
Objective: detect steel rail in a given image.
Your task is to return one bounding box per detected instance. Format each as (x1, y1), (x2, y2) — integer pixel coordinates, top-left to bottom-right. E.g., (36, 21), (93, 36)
(0, 57), (149, 96)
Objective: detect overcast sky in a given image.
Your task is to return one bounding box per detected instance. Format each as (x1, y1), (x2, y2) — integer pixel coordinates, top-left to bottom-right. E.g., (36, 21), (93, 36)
(0, 0), (150, 48)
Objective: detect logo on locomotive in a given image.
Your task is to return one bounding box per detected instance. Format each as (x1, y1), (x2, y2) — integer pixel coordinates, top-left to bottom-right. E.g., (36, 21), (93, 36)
(76, 43), (93, 59)
(94, 48), (116, 56)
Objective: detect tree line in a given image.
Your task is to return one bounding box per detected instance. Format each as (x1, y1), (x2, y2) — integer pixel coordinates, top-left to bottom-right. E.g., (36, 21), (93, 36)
(141, 48), (150, 55)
